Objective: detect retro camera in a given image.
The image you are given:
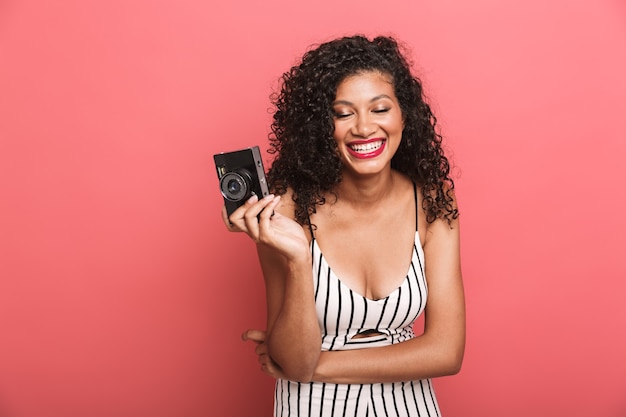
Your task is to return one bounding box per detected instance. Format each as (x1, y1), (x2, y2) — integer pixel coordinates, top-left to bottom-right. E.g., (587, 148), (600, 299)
(213, 146), (269, 217)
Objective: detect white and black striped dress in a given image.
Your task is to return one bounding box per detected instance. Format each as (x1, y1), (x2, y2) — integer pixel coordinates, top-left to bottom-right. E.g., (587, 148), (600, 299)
(273, 189), (441, 417)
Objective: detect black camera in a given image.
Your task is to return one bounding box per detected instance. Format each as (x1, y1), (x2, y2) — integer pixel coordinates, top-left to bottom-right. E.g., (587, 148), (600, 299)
(213, 146), (269, 217)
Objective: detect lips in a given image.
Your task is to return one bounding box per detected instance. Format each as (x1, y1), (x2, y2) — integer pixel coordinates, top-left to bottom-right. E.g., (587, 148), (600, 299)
(346, 139), (386, 159)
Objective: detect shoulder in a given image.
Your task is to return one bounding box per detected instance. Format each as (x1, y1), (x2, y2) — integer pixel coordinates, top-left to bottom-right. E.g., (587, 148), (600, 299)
(277, 187), (317, 242)
(275, 187), (298, 219)
(422, 184), (460, 246)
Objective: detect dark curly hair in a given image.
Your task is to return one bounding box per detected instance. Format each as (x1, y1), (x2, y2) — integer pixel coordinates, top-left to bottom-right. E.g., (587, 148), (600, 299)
(267, 35), (458, 226)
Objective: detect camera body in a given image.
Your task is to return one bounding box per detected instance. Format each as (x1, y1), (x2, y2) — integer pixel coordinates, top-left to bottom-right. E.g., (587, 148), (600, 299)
(213, 146), (269, 217)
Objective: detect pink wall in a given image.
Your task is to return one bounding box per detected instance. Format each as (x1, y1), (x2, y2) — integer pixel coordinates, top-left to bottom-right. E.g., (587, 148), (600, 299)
(1, 1), (625, 416)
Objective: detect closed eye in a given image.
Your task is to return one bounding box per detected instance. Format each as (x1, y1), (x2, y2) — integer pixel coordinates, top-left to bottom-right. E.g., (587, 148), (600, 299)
(373, 108), (390, 114)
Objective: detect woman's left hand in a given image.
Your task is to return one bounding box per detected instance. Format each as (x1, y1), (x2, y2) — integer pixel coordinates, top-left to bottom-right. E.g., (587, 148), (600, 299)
(242, 329), (286, 380)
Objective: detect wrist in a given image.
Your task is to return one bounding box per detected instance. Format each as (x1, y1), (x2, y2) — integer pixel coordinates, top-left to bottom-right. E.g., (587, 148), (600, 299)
(285, 252), (312, 274)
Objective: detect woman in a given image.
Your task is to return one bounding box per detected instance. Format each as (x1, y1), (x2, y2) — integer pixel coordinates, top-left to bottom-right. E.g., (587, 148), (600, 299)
(224, 35), (465, 416)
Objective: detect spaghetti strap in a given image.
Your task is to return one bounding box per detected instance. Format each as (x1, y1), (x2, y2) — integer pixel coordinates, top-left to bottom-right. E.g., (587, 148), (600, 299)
(306, 212), (315, 239)
(413, 182), (419, 232)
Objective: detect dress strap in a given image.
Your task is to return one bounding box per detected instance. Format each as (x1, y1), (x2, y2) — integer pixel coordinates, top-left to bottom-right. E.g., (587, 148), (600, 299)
(306, 212), (316, 239)
(413, 182), (419, 232)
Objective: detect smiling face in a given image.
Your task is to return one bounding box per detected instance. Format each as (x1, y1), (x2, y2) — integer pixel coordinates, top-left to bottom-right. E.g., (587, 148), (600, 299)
(332, 71), (404, 178)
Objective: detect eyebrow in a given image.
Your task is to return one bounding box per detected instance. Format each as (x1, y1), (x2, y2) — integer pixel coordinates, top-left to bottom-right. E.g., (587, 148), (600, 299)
(332, 94), (394, 106)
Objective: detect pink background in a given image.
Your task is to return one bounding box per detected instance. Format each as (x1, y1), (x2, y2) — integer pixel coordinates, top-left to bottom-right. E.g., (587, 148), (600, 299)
(1, 0), (625, 416)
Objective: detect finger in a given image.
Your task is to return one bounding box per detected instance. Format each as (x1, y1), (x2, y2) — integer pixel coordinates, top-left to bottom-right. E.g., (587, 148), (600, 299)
(227, 194), (275, 235)
(241, 329), (267, 343)
(258, 354), (272, 371)
(242, 194), (275, 240)
(259, 356), (280, 379)
(257, 196), (282, 241)
(255, 343), (268, 356)
(258, 195), (281, 223)
(222, 206), (243, 232)
(227, 195), (259, 229)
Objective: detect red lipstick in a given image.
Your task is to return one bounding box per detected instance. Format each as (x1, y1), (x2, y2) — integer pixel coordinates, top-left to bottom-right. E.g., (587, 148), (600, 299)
(346, 139), (386, 159)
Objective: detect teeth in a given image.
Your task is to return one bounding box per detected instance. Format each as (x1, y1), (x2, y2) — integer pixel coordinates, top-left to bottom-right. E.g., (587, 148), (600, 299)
(350, 140), (383, 153)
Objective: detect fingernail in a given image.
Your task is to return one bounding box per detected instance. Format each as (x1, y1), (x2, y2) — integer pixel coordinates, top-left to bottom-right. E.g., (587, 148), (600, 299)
(263, 193), (275, 200)
(247, 195), (259, 203)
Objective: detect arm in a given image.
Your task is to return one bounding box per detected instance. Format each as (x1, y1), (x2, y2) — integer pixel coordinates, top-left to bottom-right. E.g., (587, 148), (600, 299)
(312, 214), (465, 384)
(227, 193), (321, 382)
(257, 241), (321, 381)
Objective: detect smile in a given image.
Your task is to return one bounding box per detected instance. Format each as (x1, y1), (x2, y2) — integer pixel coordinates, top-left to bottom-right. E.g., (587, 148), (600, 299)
(347, 139), (386, 159)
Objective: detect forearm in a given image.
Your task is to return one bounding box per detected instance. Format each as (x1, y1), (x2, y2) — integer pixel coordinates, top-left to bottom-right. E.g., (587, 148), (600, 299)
(312, 333), (464, 384)
(267, 256), (321, 382)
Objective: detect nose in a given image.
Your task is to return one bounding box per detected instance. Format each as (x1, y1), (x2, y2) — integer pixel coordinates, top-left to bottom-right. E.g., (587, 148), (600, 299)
(352, 114), (375, 137)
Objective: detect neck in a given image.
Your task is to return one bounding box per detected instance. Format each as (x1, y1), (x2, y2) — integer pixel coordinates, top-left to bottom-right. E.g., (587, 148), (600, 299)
(333, 169), (396, 207)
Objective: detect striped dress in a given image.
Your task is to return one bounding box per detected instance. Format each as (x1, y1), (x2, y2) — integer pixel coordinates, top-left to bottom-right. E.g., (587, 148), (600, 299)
(273, 194), (441, 416)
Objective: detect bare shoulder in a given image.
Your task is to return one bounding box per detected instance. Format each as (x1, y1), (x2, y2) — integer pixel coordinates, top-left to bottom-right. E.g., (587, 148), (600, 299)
(422, 184), (460, 247)
(275, 187), (298, 218)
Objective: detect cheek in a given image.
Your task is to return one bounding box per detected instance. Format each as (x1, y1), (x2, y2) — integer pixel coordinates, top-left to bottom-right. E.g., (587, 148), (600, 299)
(332, 124), (345, 142)
(329, 127), (342, 153)
(386, 117), (404, 135)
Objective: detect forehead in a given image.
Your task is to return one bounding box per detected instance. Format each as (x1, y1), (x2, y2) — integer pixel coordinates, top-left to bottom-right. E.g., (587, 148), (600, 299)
(334, 71), (396, 100)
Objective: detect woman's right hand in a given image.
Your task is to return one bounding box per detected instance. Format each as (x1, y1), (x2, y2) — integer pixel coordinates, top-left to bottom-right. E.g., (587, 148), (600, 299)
(242, 329), (287, 380)
(222, 194), (309, 262)
(230, 194), (320, 382)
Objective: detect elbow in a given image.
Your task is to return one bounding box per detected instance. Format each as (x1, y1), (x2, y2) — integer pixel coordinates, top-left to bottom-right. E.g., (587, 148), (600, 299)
(446, 356), (463, 376)
(268, 338), (320, 382)
(441, 348), (464, 376)
(266, 328), (322, 382)
(276, 353), (319, 383)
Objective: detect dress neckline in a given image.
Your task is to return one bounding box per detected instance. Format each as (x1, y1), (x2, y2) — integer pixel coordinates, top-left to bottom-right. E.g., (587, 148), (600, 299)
(311, 231), (422, 302)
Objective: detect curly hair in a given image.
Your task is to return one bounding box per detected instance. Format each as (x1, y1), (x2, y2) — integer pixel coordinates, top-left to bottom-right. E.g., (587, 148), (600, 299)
(267, 35), (458, 226)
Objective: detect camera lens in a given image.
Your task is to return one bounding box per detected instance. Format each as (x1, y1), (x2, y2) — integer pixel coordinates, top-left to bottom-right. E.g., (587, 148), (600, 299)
(220, 170), (252, 202)
(227, 178), (241, 195)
